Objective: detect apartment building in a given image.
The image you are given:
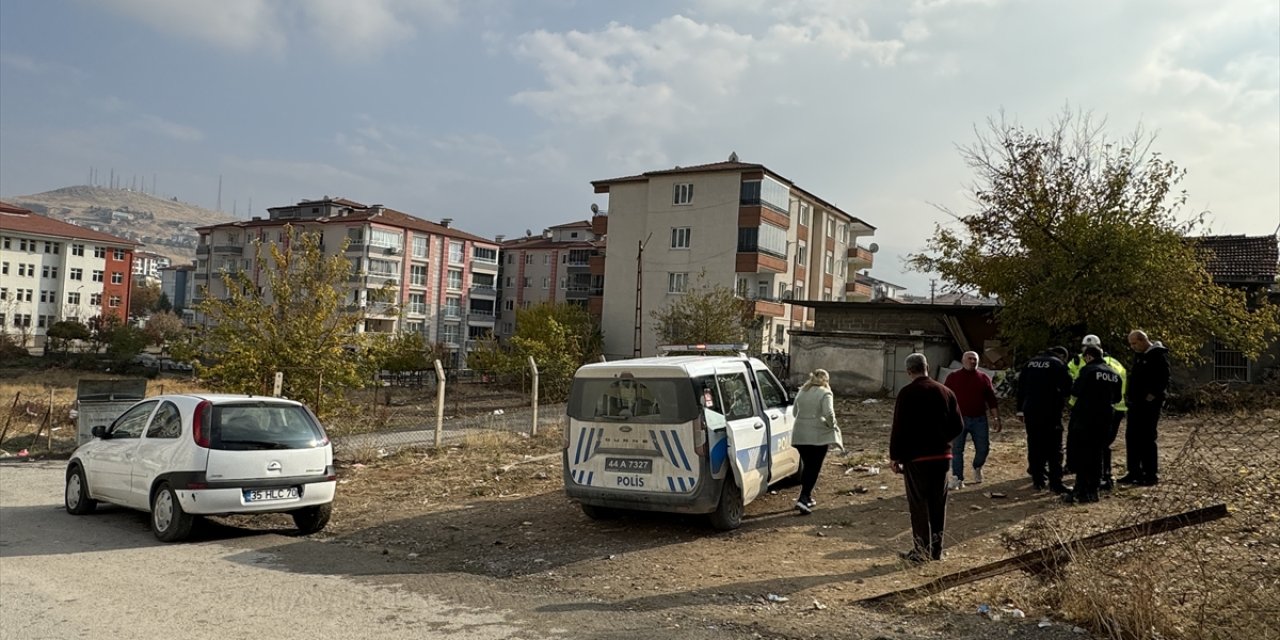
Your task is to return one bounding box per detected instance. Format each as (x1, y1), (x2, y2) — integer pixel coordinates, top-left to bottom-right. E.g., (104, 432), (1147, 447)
(159, 264), (195, 319)
(590, 159), (876, 359)
(0, 200), (138, 347)
(496, 220), (605, 340)
(193, 197), (500, 368)
(132, 250), (171, 285)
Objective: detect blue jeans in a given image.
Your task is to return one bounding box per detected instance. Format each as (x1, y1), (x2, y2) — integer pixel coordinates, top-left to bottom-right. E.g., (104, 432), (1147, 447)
(951, 416), (990, 480)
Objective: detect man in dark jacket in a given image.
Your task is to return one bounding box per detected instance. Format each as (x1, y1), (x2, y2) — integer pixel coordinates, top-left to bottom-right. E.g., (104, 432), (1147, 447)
(1064, 346), (1123, 504)
(1017, 346), (1073, 493)
(890, 353), (964, 563)
(1121, 330), (1171, 486)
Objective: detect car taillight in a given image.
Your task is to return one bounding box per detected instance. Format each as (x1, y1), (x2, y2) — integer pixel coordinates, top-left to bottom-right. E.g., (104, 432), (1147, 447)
(192, 400), (212, 447)
(694, 413), (709, 457)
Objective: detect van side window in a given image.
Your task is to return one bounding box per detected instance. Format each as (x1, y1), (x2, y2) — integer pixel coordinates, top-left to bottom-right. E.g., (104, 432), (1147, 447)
(753, 368), (788, 409)
(716, 373), (756, 421)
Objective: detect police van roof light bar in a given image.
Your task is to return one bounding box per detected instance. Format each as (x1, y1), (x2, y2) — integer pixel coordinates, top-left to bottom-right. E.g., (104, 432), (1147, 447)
(657, 344), (750, 357)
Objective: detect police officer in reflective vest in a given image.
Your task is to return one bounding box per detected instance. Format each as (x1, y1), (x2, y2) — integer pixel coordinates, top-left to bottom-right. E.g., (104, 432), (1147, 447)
(1064, 346), (1123, 504)
(1016, 346), (1073, 492)
(1067, 334), (1128, 489)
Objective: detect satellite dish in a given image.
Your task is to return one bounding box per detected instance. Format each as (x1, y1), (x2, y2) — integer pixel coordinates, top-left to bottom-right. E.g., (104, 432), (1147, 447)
(590, 203), (599, 214)
(525, 229), (532, 237)
(868, 242), (880, 253)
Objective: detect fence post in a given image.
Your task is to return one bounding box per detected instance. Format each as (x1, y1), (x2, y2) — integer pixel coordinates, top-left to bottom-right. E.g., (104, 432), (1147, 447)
(272, 371), (283, 397)
(0, 392), (22, 447)
(528, 356), (539, 436)
(433, 359), (445, 448)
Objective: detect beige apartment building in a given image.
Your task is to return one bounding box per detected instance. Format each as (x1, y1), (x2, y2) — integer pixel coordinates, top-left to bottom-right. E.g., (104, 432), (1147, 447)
(591, 159), (876, 359)
(495, 220), (605, 340)
(194, 197), (500, 368)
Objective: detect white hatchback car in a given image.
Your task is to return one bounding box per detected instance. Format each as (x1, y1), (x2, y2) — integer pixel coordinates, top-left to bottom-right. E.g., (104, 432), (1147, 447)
(65, 394), (337, 542)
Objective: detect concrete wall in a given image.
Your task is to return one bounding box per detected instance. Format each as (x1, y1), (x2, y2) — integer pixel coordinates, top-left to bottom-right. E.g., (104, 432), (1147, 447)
(791, 332), (955, 397)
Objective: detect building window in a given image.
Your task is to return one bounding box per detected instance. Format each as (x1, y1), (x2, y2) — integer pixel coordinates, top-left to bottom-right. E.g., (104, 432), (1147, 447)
(111, 272), (124, 284)
(524, 253), (533, 264)
(16, 289), (32, 302)
(825, 251), (834, 275)
(775, 325), (785, 344)
(446, 269), (463, 290)
(113, 248), (125, 260)
(72, 243), (85, 256)
(42, 266), (58, 279)
(448, 241), (464, 264)
(505, 300), (514, 311)
(671, 227), (691, 249)
(90, 293), (102, 306)
(412, 235), (429, 259)
(409, 265), (427, 287)
(13, 314), (31, 328)
(0, 288), (6, 300)
(68, 292), (81, 305)
(108, 295), (121, 308)
(19, 238), (34, 251)
(370, 228), (403, 250)
(1, 262), (6, 275)
(668, 272), (689, 294)
(1, 237), (8, 249)
(737, 224), (788, 259)
(796, 242), (807, 265)
(472, 246), (498, 264)
(1213, 341), (1251, 382)
(92, 270), (104, 282)
(17, 263), (31, 277)
(793, 282), (805, 301)
(522, 277), (530, 288)
(542, 277), (549, 289)
(93, 246), (105, 258)
(44, 241), (61, 254)
(40, 290), (57, 303)
(826, 218), (836, 237)
(673, 183), (694, 206)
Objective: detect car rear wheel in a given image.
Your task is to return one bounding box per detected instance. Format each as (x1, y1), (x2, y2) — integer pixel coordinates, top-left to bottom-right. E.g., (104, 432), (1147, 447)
(708, 478), (744, 531)
(292, 503), (332, 535)
(151, 482), (194, 542)
(579, 503), (621, 520)
(65, 466), (97, 515)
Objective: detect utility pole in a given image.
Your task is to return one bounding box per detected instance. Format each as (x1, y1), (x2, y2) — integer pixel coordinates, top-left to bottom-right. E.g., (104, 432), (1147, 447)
(930, 279), (936, 305)
(217, 174), (223, 212)
(632, 233), (653, 357)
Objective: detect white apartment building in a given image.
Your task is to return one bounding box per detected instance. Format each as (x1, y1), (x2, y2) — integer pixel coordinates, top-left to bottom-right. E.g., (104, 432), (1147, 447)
(1, 201), (139, 347)
(496, 220), (605, 340)
(590, 159), (876, 359)
(132, 250), (171, 285)
(194, 197), (500, 368)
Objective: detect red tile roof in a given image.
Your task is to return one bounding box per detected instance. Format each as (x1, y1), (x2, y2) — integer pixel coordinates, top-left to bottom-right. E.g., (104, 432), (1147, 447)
(1193, 234), (1279, 284)
(198, 198), (498, 246)
(0, 200), (140, 246)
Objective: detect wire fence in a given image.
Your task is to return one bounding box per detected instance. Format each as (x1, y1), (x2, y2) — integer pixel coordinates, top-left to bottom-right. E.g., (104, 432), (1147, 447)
(991, 402), (1280, 639)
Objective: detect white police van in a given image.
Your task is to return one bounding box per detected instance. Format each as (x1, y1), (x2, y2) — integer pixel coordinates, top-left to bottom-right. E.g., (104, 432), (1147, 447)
(563, 345), (799, 530)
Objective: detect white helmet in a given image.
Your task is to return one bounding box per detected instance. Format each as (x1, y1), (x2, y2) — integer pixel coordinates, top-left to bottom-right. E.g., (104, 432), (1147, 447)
(1082, 334), (1101, 347)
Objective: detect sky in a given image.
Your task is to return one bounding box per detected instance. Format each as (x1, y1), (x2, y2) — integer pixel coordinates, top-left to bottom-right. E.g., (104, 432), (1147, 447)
(1, 0), (1277, 295)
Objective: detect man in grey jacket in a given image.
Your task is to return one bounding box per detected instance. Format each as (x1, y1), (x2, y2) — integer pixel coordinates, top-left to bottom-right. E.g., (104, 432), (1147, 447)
(791, 369), (843, 514)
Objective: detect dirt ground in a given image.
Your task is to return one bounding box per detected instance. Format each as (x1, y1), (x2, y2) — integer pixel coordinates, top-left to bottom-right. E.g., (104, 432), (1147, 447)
(313, 392), (1274, 640)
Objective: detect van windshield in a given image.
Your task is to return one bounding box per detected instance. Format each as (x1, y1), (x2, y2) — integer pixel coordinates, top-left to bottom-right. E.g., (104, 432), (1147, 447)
(568, 378), (699, 423)
(211, 402), (327, 450)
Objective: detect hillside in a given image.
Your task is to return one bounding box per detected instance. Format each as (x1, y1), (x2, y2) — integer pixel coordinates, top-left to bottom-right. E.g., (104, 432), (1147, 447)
(3, 185), (237, 265)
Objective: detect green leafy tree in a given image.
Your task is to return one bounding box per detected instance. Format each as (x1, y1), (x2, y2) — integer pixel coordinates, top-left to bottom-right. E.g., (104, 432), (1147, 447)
(909, 109), (1279, 360)
(376, 332), (448, 372)
(130, 282), (161, 318)
(45, 319), (91, 358)
(104, 322), (148, 367)
(191, 228), (374, 416)
(481, 303), (602, 400)
(650, 275), (752, 348)
(155, 292), (173, 314)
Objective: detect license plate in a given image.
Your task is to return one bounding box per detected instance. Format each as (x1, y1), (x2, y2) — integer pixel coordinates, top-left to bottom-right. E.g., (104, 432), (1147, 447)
(243, 487), (300, 502)
(604, 458), (652, 474)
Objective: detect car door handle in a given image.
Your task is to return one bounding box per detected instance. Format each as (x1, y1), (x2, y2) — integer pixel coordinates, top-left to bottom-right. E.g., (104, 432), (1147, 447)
(753, 422), (765, 430)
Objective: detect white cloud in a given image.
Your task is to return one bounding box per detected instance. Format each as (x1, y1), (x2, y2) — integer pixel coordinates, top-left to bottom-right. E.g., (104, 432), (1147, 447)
(137, 115), (205, 142)
(98, 0), (459, 56)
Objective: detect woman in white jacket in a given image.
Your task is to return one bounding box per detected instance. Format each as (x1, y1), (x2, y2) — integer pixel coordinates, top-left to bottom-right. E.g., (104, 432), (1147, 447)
(790, 369), (843, 514)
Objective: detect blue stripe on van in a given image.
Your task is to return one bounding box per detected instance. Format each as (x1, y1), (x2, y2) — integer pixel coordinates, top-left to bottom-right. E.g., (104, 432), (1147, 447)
(659, 431), (679, 468)
(586, 471), (594, 486)
(649, 430), (666, 461)
(667, 476), (676, 491)
(583, 428), (597, 461)
(677, 476), (687, 492)
(688, 476), (696, 488)
(669, 430), (692, 471)
(574, 427), (587, 464)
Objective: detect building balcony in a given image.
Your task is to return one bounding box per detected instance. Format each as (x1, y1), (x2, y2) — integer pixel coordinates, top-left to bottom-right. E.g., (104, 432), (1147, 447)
(345, 242), (366, 254)
(367, 273), (399, 285)
(193, 272), (209, 281)
(212, 245), (244, 255)
(469, 285), (498, 298)
(442, 308), (463, 321)
(196, 245), (210, 255)
(735, 252), (788, 274)
(845, 280), (874, 301)
(406, 303), (427, 316)
(847, 245), (874, 269)
(745, 299), (786, 318)
(469, 259), (500, 273)
(468, 310), (496, 325)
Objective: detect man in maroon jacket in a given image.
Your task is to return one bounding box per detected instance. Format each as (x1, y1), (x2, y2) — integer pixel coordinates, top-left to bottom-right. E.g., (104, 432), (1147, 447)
(943, 351), (1003, 488)
(891, 353), (965, 563)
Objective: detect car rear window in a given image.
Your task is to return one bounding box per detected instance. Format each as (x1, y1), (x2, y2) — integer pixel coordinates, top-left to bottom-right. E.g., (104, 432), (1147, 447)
(210, 402), (327, 450)
(567, 377), (700, 423)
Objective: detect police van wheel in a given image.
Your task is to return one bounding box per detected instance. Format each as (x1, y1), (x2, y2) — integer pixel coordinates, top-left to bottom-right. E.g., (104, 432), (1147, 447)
(580, 503), (621, 520)
(708, 479), (744, 531)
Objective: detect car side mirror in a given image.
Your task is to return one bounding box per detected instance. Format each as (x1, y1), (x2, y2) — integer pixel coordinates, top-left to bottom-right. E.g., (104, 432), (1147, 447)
(91, 425), (110, 439)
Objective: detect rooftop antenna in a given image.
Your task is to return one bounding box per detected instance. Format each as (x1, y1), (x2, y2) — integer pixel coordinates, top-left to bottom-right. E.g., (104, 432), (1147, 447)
(217, 174), (223, 212)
